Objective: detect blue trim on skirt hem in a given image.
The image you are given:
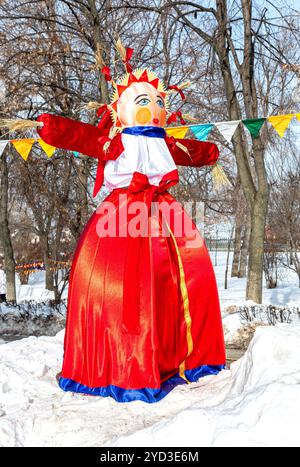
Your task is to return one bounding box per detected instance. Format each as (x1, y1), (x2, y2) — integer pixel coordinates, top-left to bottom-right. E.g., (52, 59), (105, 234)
(59, 365), (226, 404)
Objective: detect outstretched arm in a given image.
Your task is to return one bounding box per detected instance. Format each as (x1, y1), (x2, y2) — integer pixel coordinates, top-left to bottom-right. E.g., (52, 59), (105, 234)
(36, 112), (125, 197)
(166, 137), (219, 168)
(36, 113), (108, 158)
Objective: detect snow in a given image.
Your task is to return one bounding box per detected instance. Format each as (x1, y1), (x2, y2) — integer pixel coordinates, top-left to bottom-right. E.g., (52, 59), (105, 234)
(222, 312), (244, 343)
(108, 325), (300, 447)
(0, 325), (299, 447)
(16, 271), (68, 303)
(1, 251), (300, 447)
(214, 251), (300, 344)
(213, 252), (300, 308)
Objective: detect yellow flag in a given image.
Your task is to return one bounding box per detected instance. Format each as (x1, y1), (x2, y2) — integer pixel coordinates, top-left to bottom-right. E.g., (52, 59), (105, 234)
(166, 127), (189, 139)
(296, 114), (300, 122)
(11, 139), (36, 161)
(38, 139), (56, 158)
(267, 114), (294, 138)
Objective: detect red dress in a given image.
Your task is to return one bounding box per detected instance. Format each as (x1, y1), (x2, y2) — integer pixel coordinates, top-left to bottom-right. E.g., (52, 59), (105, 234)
(37, 114), (226, 403)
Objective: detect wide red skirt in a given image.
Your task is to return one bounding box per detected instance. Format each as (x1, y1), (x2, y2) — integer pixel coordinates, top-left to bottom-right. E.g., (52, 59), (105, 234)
(59, 171), (226, 403)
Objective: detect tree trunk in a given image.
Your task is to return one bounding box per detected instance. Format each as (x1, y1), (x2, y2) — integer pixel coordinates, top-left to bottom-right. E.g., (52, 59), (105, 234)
(246, 192), (269, 302)
(214, 1), (269, 303)
(45, 256), (54, 291)
(0, 146), (16, 302)
(225, 228), (234, 289)
(231, 220), (242, 277)
(40, 236), (54, 291)
(239, 211), (251, 278)
(87, 0), (110, 104)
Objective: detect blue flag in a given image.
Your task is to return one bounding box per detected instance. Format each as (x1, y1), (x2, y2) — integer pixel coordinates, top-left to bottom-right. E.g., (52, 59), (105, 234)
(190, 124), (214, 141)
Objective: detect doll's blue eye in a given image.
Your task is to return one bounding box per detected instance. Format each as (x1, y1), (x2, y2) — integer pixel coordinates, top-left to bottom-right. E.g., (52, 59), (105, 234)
(156, 99), (164, 108)
(137, 98), (151, 106)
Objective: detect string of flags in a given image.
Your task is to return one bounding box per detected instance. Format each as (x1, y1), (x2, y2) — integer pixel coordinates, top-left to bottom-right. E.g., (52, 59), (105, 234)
(0, 138), (56, 161)
(165, 113), (300, 142)
(0, 113), (299, 161)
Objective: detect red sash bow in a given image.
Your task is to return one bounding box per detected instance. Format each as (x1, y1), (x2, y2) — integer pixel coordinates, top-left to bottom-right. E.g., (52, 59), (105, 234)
(121, 170), (179, 334)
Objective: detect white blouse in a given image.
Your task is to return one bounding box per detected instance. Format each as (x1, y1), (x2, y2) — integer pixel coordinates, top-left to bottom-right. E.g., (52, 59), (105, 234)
(103, 133), (177, 192)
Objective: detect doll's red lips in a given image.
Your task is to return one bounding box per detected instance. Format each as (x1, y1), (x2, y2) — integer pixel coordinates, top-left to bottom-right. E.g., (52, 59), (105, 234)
(153, 119), (159, 124)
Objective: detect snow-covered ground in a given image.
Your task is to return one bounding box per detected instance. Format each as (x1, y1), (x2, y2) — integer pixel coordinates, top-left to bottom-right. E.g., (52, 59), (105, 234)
(0, 251), (299, 447)
(16, 271), (68, 303)
(0, 325), (299, 447)
(212, 251), (300, 308)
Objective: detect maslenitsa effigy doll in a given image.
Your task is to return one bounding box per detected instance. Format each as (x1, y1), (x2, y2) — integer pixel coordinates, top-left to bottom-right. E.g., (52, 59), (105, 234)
(31, 44), (225, 403)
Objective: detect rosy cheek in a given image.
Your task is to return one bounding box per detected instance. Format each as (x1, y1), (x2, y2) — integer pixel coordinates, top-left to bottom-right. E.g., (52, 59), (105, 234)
(159, 110), (167, 126)
(135, 107), (152, 124)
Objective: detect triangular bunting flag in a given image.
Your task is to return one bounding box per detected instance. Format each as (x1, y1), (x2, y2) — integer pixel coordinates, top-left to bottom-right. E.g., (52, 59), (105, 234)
(166, 127), (189, 139)
(243, 118), (266, 138)
(267, 114), (294, 138)
(190, 124), (214, 141)
(11, 139), (36, 161)
(212, 164), (231, 190)
(0, 140), (8, 158)
(214, 121), (240, 143)
(38, 139), (56, 158)
(295, 114), (300, 122)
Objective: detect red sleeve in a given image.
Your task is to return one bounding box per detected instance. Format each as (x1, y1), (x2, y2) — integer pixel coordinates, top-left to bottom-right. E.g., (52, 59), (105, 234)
(165, 137), (219, 167)
(36, 113), (108, 158)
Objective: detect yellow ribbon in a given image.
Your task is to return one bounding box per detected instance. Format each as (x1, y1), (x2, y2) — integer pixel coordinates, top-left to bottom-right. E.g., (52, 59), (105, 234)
(165, 221), (193, 383)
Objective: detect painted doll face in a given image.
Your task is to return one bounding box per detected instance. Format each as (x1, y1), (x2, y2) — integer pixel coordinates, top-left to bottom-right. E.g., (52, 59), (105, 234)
(117, 82), (167, 128)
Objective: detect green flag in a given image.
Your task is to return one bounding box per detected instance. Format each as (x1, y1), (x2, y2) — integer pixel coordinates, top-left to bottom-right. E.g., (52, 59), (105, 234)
(243, 118), (266, 138)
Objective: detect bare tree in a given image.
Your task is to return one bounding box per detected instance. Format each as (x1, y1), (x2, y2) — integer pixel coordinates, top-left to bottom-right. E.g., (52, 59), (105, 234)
(123, 0), (300, 302)
(0, 143), (16, 302)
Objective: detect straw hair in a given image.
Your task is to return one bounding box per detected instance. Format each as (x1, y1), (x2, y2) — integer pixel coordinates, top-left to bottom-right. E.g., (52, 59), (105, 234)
(168, 82), (191, 94)
(175, 141), (195, 163)
(0, 119), (43, 132)
(116, 38), (127, 62)
(212, 164), (231, 190)
(77, 101), (104, 113)
(182, 114), (199, 123)
(103, 126), (120, 153)
(178, 82), (191, 90)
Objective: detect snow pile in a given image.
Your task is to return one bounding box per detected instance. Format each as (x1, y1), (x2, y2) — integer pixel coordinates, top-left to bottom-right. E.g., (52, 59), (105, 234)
(0, 301), (66, 337)
(109, 325), (300, 447)
(222, 302), (300, 347)
(0, 325), (300, 447)
(237, 303), (300, 325)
